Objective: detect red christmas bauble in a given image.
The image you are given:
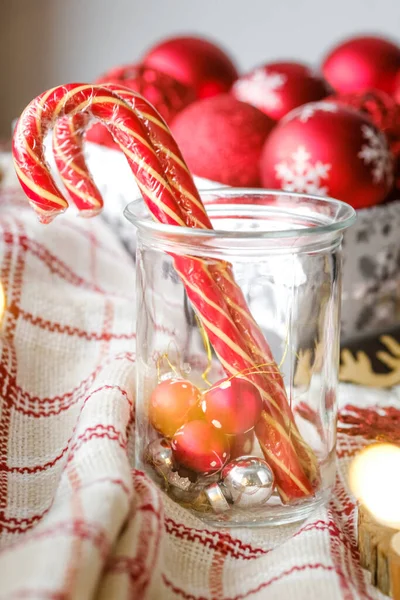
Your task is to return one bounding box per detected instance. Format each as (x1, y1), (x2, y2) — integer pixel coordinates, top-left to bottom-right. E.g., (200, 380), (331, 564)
(142, 36), (238, 99)
(232, 62), (330, 121)
(328, 90), (400, 140)
(328, 90), (400, 164)
(322, 35), (400, 95)
(86, 63), (195, 149)
(201, 378), (263, 435)
(260, 101), (394, 209)
(171, 420), (230, 473)
(171, 95), (275, 187)
(149, 379), (202, 438)
(394, 71), (400, 104)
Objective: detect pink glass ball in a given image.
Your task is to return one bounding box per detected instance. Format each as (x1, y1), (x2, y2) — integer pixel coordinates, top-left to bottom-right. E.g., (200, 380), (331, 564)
(201, 378), (263, 434)
(171, 420), (230, 474)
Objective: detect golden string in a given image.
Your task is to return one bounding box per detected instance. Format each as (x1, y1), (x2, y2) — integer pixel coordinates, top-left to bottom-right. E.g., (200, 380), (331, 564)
(194, 314), (213, 387)
(156, 341), (183, 382)
(197, 317), (291, 396)
(203, 360), (284, 395)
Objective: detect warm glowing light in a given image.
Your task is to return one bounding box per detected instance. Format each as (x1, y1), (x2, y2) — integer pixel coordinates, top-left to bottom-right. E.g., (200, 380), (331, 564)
(349, 443), (400, 529)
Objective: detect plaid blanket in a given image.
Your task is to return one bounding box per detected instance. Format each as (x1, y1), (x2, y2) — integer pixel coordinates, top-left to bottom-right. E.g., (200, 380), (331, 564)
(0, 157), (394, 598)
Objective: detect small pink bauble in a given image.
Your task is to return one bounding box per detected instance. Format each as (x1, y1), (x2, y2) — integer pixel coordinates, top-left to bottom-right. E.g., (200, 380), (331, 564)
(202, 378), (263, 435)
(171, 420), (230, 474)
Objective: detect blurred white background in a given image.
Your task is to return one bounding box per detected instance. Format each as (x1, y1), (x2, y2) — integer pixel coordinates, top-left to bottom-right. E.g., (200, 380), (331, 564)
(2, 0), (400, 135)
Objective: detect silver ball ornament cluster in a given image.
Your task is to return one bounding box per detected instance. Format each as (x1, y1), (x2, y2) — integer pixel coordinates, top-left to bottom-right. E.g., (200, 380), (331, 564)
(146, 438), (275, 513)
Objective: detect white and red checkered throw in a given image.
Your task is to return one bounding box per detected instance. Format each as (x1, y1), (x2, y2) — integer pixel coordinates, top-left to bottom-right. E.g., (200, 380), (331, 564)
(0, 155), (394, 599)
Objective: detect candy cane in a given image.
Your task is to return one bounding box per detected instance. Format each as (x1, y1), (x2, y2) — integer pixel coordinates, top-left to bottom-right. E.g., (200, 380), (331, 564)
(13, 83), (317, 499)
(53, 84), (318, 484)
(52, 112), (103, 216)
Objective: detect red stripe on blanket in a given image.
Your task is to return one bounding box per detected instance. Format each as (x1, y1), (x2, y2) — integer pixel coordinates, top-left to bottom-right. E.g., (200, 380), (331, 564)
(162, 564), (336, 600)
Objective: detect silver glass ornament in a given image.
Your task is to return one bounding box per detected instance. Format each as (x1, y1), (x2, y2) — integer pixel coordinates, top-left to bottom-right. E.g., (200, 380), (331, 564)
(221, 456), (275, 508)
(167, 470), (201, 502)
(167, 470), (220, 504)
(167, 470), (193, 491)
(204, 483), (230, 513)
(145, 438), (175, 476)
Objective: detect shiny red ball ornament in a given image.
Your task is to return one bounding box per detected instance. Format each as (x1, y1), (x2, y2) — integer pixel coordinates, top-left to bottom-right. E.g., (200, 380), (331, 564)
(328, 90), (400, 141)
(172, 95), (275, 187)
(232, 62), (330, 121)
(328, 89), (400, 163)
(202, 378), (263, 435)
(171, 420), (230, 474)
(86, 63), (195, 149)
(142, 36), (238, 99)
(322, 35), (400, 95)
(149, 379), (202, 438)
(261, 101), (394, 209)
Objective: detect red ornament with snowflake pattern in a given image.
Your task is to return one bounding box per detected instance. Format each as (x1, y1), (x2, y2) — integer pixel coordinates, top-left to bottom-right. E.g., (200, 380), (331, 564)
(328, 89), (400, 195)
(322, 35), (400, 95)
(232, 62), (330, 121)
(260, 101), (394, 209)
(328, 90), (400, 152)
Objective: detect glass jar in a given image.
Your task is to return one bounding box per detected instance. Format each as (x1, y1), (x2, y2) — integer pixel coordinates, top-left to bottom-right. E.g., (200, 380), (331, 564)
(124, 189), (355, 527)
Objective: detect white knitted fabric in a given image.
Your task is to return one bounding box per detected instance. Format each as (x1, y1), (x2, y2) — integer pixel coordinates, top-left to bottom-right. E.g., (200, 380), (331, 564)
(0, 157), (393, 599)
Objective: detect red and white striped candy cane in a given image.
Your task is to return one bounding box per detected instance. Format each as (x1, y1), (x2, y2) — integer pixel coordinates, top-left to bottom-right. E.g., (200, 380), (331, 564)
(13, 83), (317, 500)
(52, 112), (103, 216)
(53, 84), (318, 486)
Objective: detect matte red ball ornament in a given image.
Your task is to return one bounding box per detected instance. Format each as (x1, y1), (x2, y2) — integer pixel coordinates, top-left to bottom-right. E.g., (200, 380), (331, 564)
(149, 379), (202, 438)
(86, 63), (195, 148)
(172, 95), (275, 187)
(143, 36), (238, 99)
(171, 420), (230, 473)
(202, 378), (263, 435)
(322, 35), (400, 95)
(261, 101), (394, 209)
(232, 62), (330, 121)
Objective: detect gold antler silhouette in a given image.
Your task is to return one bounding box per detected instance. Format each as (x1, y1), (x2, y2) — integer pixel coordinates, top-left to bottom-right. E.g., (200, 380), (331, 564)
(340, 335), (400, 388)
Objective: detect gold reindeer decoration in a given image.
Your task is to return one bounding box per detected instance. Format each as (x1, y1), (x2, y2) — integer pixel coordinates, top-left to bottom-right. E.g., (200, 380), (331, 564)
(340, 335), (400, 388)
(295, 335), (400, 389)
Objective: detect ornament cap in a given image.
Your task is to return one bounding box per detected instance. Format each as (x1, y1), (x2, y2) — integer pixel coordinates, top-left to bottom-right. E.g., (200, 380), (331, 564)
(205, 482), (231, 513)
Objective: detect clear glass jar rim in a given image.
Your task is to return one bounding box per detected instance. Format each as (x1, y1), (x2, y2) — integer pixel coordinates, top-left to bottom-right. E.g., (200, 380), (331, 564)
(124, 188), (356, 240)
